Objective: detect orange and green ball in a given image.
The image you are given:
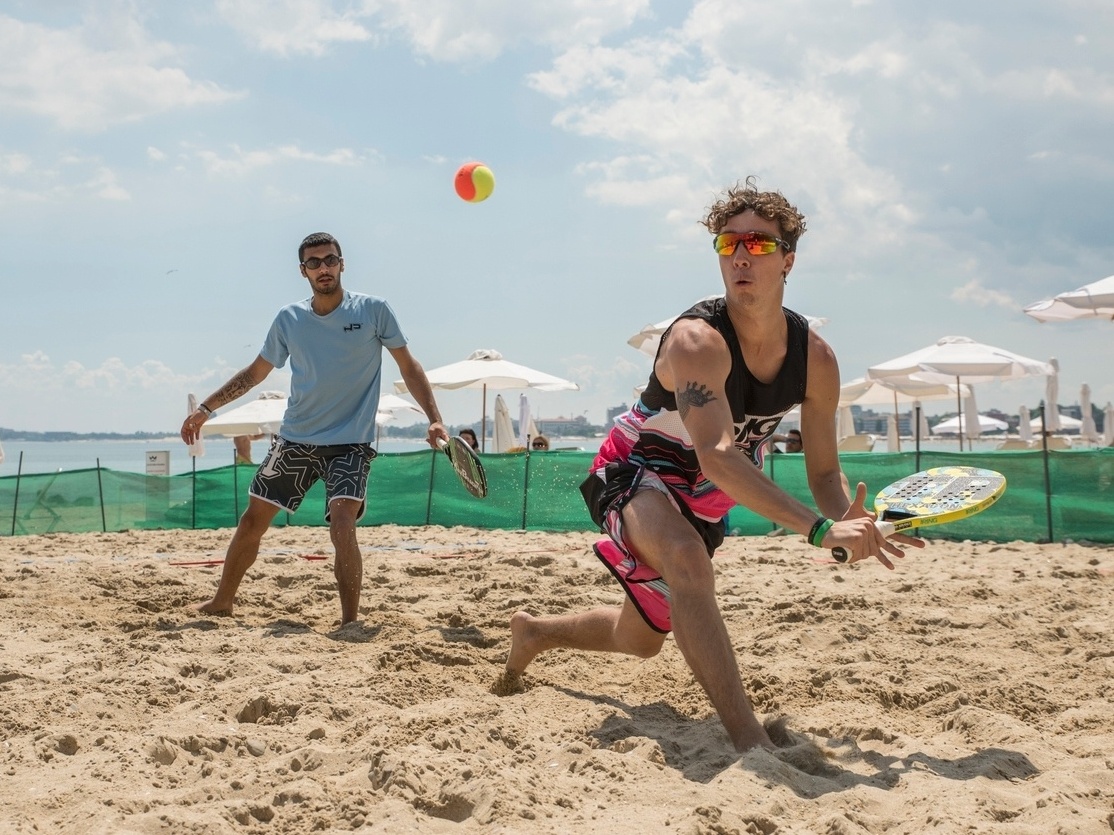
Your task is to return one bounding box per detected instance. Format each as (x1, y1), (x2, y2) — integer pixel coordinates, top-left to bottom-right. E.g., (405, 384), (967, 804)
(454, 162), (495, 202)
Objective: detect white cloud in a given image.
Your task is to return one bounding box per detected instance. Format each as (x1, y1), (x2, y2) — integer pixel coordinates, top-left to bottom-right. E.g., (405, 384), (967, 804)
(0, 12), (243, 131)
(214, 0), (375, 57)
(0, 150), (130, 204)
(217, 0), (648, 62)
(950, 279), (1019, 311)
(192, 143), (375, 177)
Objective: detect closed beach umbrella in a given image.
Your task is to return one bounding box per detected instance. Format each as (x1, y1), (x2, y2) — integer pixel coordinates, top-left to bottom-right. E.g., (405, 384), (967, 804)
(493, 395), (517, 453)
(519, 393), (540, 447)
(397, 349), (578, 452)
(1104, 403), (1114, 447)
(837, 404), (856, 441)
(1080, 383), (1098, 442)
(1024, 274), (1114, 322)
(963, 391), (982, 442)
(1044, 358), (1062, 432)
(886, 413), (900, 452)
(1018, 406), (1033, 442)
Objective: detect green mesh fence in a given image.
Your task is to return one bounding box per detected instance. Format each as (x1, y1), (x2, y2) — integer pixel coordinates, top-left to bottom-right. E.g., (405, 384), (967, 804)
(3, 448), (1113, 543)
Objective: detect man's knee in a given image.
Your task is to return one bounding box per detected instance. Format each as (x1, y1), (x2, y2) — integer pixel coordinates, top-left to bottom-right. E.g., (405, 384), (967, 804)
(629, 631), (667, 659)
(238, 500), (278, 536)
(328, 499), (362, 537)
(659, 541), (716, 594)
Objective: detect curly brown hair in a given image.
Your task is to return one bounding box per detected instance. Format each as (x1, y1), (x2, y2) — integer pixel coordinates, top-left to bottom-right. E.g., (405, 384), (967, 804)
(699, 176), (807, 252)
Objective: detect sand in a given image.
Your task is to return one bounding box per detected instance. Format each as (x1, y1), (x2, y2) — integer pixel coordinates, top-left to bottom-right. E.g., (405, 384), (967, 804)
(1, 525), (1112, 834)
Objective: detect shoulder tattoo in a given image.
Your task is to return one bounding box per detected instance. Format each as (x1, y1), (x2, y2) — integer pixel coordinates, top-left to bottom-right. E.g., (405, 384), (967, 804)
(677, 382), (717, 420)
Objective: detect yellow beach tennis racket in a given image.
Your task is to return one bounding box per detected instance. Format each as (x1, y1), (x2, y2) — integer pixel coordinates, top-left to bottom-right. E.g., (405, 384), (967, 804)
(832, 465), (1006, 561)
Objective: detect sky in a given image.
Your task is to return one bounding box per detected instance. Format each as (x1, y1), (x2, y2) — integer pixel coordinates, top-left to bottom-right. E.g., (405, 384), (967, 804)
(2, 0), (1113, 435)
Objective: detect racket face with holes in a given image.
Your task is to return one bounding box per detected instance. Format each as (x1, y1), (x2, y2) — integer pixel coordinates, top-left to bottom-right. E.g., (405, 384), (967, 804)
(874, 466), (1005, 534)
(443, 435), (488, 498)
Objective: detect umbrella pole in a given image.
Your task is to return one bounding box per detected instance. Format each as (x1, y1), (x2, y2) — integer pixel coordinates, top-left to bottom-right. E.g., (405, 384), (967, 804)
(914, 404), (922, 472)
(893, 391), (901, 453)
(481, 385), (488, 454)
(956, 377), (963, 452)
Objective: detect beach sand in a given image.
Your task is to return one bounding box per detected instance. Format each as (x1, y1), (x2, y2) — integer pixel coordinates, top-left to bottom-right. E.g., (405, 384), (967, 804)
(1, 525), (1111, 834)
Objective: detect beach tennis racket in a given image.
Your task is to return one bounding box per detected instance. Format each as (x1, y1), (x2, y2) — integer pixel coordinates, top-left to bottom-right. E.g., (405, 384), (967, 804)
(831, 466), (1006, 562)
(437, 436), (488, 499)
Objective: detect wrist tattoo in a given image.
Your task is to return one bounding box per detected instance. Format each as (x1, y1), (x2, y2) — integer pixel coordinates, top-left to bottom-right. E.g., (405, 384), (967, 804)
(677, 382), (716, 420)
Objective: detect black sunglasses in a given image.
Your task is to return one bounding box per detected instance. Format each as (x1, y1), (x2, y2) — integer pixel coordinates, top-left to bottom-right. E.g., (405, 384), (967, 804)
(301, 254), (341, 270)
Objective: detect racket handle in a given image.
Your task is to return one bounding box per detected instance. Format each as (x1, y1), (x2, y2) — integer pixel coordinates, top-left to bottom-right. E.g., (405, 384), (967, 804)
(436, 438), (449, 453)
(830, 520), (897, 562)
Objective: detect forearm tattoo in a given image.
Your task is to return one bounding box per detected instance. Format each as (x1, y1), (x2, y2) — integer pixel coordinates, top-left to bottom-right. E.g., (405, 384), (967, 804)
(210, 369), (257, 408)
(677, 382), (717, 420)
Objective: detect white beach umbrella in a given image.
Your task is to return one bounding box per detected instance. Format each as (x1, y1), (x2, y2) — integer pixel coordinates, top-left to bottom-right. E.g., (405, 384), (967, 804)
(187, 393), (205, 457)
(1080, 383), (1098, 442)
(1018, 406), (1033, 442)
(1030, 413), (1083, 433)
(868, 336), (1054, 450)
(201, 391), (287, 437)
(931, 414), (1008, 435)
(1024, 274), (1114, 322)
(493, 394), (517, 453)
(1104, 403), (1114, 447)
(1044, 358), (1062, 432)
(376, 394), (424, 426)
(627, 296), (828, 358)
(396, 349), (578, 452)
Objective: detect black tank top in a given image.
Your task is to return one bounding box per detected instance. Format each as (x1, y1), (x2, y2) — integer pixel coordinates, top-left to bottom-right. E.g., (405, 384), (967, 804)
(641, 298), (810, 461)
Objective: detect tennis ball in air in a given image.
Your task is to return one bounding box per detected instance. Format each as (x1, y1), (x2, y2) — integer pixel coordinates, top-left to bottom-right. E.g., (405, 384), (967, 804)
(454, 162), (495, 203)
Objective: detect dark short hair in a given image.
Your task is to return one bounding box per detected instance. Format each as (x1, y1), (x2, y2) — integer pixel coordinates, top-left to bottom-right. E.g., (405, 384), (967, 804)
(460, 428), (477, 438)
(787, 429), (802, 439)
(299, 232), (342, 262)
(700, 176), (807, 252)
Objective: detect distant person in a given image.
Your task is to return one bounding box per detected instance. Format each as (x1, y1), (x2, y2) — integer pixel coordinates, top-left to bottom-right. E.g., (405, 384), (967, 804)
(530, 434), (550, 452)
(502, 177), (920, 753)
(767, 428), (803, 454)
(459, 428), (480, 451)
(180, 232), (449, 626)
(233, 433), (264, 465)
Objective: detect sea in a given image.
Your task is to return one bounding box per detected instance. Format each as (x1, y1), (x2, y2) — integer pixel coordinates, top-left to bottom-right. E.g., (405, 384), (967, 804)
(0, 434), (1027, 477)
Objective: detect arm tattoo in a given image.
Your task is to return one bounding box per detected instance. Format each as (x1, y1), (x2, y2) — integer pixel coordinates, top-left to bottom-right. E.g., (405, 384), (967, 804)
(676, 382), (717, 420)
(210, 369), (257, 408)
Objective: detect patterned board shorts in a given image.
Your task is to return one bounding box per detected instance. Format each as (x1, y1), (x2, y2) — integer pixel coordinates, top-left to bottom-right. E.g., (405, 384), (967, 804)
(250, 438), (377, 522)
(579, 462), (725, 633)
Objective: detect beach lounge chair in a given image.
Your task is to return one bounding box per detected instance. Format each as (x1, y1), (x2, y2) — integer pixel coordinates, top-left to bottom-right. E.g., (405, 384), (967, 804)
(837, 434), (876, 452)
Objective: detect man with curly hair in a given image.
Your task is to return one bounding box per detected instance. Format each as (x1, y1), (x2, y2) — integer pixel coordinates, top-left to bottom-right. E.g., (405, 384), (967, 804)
(180, 232), (448, 627)
(504, 178), (919, 752)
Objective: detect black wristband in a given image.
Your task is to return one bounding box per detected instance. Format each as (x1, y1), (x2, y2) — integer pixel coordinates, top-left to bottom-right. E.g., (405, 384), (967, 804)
(198, 403), (214, 416)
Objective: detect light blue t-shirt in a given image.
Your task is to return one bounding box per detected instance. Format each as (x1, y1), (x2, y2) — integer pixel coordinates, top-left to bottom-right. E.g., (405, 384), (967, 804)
(260, 291), (407, 445)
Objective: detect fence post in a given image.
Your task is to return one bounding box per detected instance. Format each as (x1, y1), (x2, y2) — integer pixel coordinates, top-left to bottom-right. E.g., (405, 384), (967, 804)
(11, 451), (23, 536)
(521, 451), (532, 530)
(1039, 404), (1054, 542)
(96, 458), (107, 533)
(425, 449), (437, 525)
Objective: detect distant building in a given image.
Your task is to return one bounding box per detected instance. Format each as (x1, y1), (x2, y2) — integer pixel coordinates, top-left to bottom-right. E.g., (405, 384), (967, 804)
(537, 415), (590, 436)
(605, 404), (628, 424)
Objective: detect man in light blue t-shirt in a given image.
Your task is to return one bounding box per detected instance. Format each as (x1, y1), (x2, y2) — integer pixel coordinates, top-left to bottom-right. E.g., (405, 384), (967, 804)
(180, 232), (448, 625)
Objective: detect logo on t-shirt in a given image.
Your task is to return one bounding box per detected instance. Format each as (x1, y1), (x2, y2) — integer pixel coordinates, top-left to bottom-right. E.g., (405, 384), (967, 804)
(343, 323), (362, 332)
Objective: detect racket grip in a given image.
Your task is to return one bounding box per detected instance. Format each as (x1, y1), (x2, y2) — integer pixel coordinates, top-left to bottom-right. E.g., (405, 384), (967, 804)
(830, 520), (898, 562)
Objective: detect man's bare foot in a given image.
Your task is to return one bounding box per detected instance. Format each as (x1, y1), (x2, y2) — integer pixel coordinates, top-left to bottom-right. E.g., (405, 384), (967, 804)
(508, 610), (552, 676)
(489, 669), (525, 696)
(195, 599), (233, 616)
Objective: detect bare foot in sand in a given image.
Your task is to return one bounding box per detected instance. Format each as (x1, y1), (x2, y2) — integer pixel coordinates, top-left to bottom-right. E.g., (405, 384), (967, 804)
(506, 611), (542, 676)
(195, 599), (233, 617)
